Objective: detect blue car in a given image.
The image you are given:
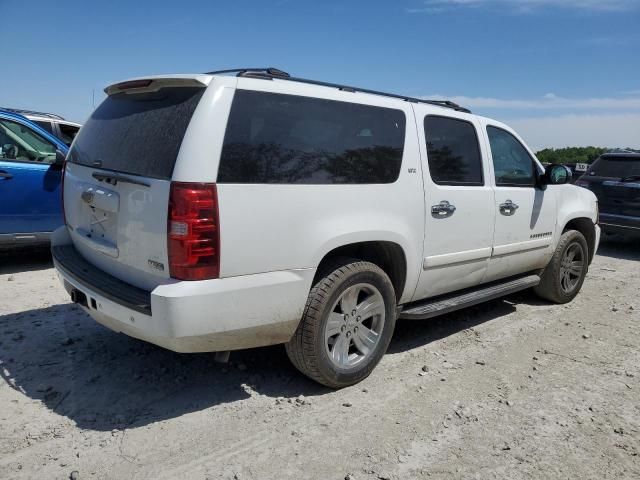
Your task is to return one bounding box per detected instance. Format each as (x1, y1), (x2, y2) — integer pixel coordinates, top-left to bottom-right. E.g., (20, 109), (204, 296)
(0, 109), (69, 248)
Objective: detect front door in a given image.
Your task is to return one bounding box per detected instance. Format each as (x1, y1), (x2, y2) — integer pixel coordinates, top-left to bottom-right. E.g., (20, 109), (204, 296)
(0, 118), (62, 239)
(412, 112), (496, 300)
(482, 123), (556, 282)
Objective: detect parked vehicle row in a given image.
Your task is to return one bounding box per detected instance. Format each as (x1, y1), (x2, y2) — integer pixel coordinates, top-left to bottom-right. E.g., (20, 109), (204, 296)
(50, 68), (600, 387)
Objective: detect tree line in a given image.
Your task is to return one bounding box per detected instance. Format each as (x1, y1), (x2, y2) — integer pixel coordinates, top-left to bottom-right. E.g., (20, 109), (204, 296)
(535, 147), (640, 165)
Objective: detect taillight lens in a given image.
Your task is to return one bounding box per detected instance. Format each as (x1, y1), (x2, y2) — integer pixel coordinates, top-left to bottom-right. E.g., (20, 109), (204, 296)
(168, 182), (220, 280)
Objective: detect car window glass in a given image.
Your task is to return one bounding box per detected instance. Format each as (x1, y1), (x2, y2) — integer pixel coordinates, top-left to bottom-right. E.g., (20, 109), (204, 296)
(424, 116), (483, 186)
(487, 126), (535, 187)
(588, 156), (640, 178)
(0, 119), (56, 164)
(69, 87), (204, 180)
(58, 123), (80, 145)
(218, 90), (406, 184)
(34, 120), (54, 134)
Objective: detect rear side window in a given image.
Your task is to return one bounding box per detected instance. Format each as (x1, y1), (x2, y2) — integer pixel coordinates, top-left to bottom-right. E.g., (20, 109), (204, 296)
(58, 123), (80, 146)
(588, 155), (640, 178)
(217, 90), (406, 184)
(424, 116), (483, 186)
(68, 87), (205, 179)
(34, 120), (54, 134)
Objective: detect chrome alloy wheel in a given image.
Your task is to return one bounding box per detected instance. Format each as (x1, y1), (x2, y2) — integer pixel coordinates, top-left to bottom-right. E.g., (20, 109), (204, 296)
(559, 242), (585, 294)
(325, 283), (386, 368)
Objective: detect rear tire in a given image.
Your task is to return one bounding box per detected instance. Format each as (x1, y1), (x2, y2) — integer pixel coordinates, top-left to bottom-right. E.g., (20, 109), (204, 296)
(534, 229), (589, 304)
(286, 258), (397, 388)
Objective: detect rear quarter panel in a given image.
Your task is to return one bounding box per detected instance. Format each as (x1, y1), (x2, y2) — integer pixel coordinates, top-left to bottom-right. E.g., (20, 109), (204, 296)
(173, 78), (425, 303)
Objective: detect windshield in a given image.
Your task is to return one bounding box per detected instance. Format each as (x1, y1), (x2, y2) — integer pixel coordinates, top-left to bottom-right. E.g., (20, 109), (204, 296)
(588, 155), (640, 178)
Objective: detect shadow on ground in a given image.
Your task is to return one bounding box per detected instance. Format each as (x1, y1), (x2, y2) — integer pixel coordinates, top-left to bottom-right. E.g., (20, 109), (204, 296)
(597, 233), (640, 261)
(0, 292), (524, 432)
(0, 248), (52, 274)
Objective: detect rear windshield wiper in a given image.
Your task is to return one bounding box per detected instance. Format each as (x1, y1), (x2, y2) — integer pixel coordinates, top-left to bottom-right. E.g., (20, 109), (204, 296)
(621, 175), (640, 182)
(92, 172), (150, 187)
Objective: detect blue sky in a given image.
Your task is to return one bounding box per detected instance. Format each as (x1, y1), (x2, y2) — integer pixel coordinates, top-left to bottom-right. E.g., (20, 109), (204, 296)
(1, 0), (639, 149)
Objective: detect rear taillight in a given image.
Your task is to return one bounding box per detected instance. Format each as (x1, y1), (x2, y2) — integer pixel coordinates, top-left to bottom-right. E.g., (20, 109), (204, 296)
(168, 182), (220, 281)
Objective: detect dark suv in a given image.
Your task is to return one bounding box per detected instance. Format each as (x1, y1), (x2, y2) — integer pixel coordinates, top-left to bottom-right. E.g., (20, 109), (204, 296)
(576, 153), (640, 235)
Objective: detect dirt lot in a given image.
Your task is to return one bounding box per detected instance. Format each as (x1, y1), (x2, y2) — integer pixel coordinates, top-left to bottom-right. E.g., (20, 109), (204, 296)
(1, 236), (639, 480)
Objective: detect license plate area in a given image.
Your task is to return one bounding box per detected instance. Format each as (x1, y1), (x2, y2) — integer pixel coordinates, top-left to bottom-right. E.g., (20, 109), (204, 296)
(73, 183), (120, 257)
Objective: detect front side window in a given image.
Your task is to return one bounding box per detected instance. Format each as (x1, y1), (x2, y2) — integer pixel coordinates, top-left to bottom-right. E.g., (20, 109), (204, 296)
(218, 90), (406, 184)
(0, 119), (56, 164)
(424, 116), (483, 186)
(487, 126), (535, 187)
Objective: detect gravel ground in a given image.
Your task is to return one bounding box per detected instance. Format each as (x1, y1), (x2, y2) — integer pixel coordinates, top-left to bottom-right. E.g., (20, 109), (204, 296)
(1, 235), (639, 480)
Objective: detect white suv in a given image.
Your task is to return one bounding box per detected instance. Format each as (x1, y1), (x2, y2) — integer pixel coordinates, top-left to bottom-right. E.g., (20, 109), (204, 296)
(52, 68), (600, 387)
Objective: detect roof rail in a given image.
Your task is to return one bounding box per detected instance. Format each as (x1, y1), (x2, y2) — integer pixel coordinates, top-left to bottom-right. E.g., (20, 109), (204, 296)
(203, 67), (471, 113)
(1, 107), (65, 120)
(204, 67), (290, 78)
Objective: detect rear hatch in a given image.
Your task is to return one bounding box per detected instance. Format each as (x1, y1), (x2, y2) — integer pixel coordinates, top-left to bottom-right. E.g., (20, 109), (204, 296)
(64, 77), (208, 290)
(578, 155), (640, 219)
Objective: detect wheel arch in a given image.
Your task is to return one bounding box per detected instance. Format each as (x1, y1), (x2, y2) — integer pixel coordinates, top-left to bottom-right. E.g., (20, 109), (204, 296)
(562, 217), (596, 264)
(315, 241), (408, 303)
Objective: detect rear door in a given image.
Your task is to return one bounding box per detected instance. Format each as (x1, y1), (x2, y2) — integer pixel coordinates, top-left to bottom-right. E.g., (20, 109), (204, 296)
(482, 123), (556, 281)
(413, 111), (495, 300)
(0, 117), (62, 237)
(63, 78), (210, 290)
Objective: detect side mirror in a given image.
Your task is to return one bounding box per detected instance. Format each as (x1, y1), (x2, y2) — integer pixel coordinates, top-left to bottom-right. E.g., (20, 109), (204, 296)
(53, 149), (67, 167)
(541, 164), (572, 187)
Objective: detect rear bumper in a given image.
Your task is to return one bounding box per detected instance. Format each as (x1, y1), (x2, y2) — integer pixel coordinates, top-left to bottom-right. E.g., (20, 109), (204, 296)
(52, 233), (314, 353)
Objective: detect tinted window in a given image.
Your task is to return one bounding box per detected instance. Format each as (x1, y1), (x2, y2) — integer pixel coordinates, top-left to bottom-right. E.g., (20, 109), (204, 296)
(58, 123), (80, 146)
(487, 126), (535, 187)
(68, 87), (204, 179)
(424, 116), (483, 186)
(588, 155), (640, 178)
(0, 119), (56, 164)
(34, 120), (54, 134)
(217, 90), (406, 184)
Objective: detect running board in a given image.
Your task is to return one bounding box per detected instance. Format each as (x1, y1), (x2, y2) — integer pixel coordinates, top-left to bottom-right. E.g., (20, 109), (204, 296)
(399, 275), (540, 320)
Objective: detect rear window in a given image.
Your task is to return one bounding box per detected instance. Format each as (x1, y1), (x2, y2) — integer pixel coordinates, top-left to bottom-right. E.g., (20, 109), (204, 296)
(588, 155), (640, 178)
(68, 86), (204, 179)
(217, 90), (406, 184)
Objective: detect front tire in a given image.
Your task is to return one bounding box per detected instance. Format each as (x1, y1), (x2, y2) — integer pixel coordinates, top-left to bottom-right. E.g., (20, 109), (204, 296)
(286, 259), (397, 388)
(534, 229), (589, 304)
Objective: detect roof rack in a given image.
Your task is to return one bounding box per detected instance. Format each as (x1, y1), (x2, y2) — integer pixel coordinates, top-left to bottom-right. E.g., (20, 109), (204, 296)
(203, 67), (471, 113)
(1, 107), (65, 120)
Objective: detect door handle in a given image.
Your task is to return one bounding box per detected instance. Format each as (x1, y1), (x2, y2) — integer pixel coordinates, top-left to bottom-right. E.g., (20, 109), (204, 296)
(499, 200), (519, 216)
(431, 200), (456, 218)
(0, 171), (13, 180)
